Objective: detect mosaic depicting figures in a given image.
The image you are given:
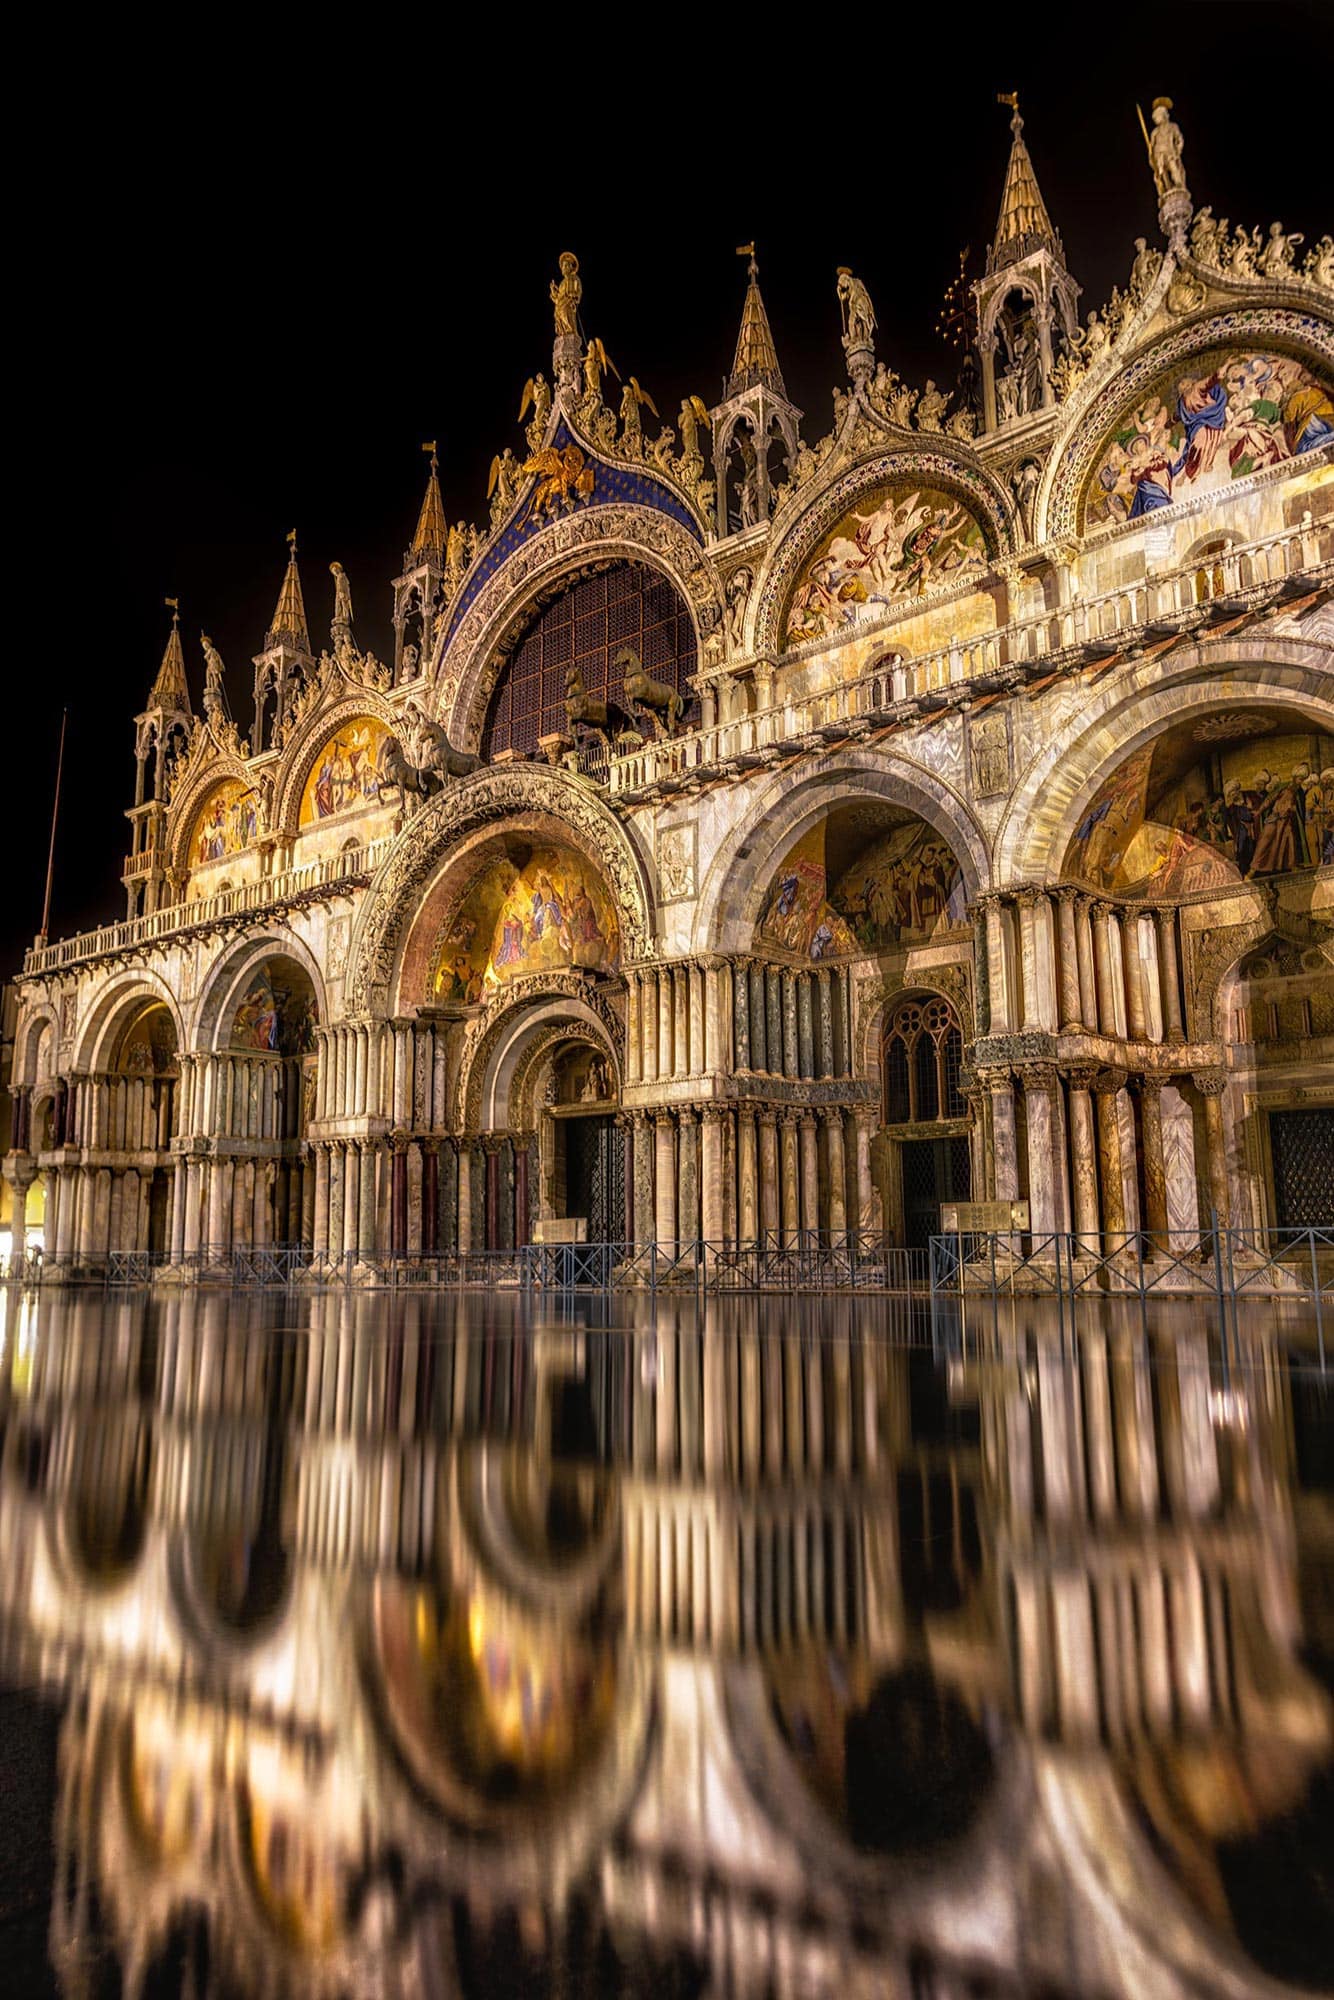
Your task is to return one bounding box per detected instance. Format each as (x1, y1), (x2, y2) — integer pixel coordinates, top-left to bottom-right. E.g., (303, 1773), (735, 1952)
(760, 821), (968, 959)
(299, 719), (389, 823)
(784, 484), (990, 644)
(432, 846), (619, 1003)
(1084, 348), (1334, 527)
(191, 780), (259, 866)
(1068, 724), (1334, 895)
(229, 965), (318, 1055)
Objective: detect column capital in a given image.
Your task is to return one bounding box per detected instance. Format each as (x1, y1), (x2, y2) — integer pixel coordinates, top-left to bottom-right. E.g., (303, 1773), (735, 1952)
(700, 1102), (729, 1126)
(390, 1128), (412, 1155)
(651, 1108), (677, 1130)
(797, 1108), (819, 1131)
(418, 1135), (441, 1157)
(1012, 884), (1043, 909)
(1091, 899), (1114, 921)
(757, 1104), (779, 1127)
(1132, 1073), (1165, 1102)
(481, 1132), (508, 1155)
(1191, 1069), (1227, 1098)
(1019, 1061), (1060, 1092)
(1056, 884), (1081, 907)
(1066, 1063), (1101, 1091)
(1092, 1067), (1125, 1096)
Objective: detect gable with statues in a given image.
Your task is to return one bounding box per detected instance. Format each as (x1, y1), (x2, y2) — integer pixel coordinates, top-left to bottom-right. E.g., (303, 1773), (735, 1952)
(7, 90), (1332, 1277)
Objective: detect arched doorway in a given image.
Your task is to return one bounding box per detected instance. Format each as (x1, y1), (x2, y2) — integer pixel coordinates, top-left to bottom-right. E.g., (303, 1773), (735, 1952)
(879, 994), (972, 1247)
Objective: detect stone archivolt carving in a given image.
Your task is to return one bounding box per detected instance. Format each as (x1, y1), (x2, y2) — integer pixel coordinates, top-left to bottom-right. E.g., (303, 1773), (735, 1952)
(753, 449), (1015, 662)
(432, 504), (723, 751)
(1042, 307), (1334, 544)
(346, 765), (653, 1012)
(458, 974), (624, 1133)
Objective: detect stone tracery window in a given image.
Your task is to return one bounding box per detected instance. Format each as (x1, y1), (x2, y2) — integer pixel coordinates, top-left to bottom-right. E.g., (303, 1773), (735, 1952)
(481, 562), (696, 760)
(883, 997), (965, 1125)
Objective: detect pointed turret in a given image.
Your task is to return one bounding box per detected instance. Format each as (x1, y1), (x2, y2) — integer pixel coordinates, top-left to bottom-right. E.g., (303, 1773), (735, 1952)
(148, 602), (192, 712)
(266, 531), (310, 652)
(710, 246), (802, 543)
(410, 444), (448, 563)
(727, 248), (787, 398)
(253, 533), (314, 751)
(972, 95), (1081, 437)
(126, 600), (195, 919)
(989, 94), (1062, 273)
(392, 443), (448, 684)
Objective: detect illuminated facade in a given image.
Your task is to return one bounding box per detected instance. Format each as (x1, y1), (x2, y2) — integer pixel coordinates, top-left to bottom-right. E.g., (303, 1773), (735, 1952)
(7, 99), (1333, 1271)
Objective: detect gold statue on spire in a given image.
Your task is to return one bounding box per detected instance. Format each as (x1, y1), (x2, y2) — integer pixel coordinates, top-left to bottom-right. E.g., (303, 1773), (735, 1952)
(551, 252), (582, 337)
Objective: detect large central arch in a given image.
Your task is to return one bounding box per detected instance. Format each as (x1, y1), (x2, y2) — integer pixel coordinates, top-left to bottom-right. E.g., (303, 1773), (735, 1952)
(347, 766), (655, 1015)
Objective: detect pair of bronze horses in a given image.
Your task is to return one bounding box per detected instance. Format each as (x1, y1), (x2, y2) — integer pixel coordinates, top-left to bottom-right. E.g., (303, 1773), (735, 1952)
(565, 645), (685, 748)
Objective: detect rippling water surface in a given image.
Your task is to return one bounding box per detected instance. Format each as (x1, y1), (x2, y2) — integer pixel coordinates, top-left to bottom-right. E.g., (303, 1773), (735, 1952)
(0, 1286), (1330, 1998)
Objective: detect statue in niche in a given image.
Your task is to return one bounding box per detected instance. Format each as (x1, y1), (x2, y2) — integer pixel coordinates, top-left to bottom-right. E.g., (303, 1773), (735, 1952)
(551, 251), (582, 337)
(1011, 459), (1040, 541)
(1145, 96), (1187, 197)
(723, 566), (752, 654)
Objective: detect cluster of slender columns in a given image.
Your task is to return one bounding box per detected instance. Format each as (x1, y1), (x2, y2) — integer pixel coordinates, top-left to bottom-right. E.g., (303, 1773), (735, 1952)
(625, 959), (856, 1085)
(980, 887), (1185, 1045)
(312, 1019), (448, 1127)
(623, 1103), (876, 1250)
(308, 1131), (539, 1261)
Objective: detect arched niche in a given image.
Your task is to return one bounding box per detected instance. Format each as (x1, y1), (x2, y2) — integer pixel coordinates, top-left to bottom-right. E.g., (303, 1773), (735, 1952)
(225, 956), (319, 1056)
(782, 477), (993, 648)
(1080, 344), (1333, 531)
(112, 1000), (179, 1079)
(427, 836), (621, 1006)
(188, 778), (260, 876)
(297, 715), (392, 826)
(756, 805), (969, 961)
(480, 558), (697, 760)
(1063, 709), (1334, 895)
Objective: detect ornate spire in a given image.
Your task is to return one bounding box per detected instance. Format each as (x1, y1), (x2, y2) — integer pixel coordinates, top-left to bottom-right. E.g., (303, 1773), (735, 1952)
(411, 442), (448, 561)
(147, 598), (191, 712)
(728, 245), (787, 398)
(266, 530), (310, 652)
(989, 94), (1063, 273)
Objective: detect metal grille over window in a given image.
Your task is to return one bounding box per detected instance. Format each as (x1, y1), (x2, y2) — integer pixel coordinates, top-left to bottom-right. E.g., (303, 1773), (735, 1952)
(482, 562), (697, 760)
(883, 996), (966, 1126)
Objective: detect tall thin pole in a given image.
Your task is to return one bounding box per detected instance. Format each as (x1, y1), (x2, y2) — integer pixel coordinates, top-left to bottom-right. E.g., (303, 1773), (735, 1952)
(38, 707), (67, 946)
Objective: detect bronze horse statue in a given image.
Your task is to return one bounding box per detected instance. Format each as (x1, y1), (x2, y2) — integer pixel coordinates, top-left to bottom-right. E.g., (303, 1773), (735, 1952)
(564, 664), (636, 749)
(616, 646), (685, 736)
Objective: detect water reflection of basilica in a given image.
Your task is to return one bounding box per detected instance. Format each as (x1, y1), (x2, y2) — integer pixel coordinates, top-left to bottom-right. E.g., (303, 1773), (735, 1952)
(1, 1291), (1329, 1997)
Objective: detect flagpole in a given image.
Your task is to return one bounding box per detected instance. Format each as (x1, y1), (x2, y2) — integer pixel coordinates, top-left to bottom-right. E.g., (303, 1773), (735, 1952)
(38, 707), (67, 947)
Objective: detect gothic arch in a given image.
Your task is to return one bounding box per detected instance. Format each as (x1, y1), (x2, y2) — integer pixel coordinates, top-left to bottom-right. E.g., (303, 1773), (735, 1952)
(75, 969), (185, 1076)
(993, 639), (1334, 885)
(854, 971), (976, 1083)
(1039, 306), (1334, 544)
(191, 933), (327, 1054)
(347, 766), (654, 1015)
(692, 751), (990, 956)
(272, 689), (401, 835)
(752, 447), (1015, 660)
(431, 505), (723, 753)
(166, 747), (262, 876)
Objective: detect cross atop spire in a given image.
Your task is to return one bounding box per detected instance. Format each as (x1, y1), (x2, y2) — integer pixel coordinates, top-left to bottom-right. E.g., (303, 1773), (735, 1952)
(728, 245), (787, 398)
(266, 530), (310, 652)
(989, 93), (1063, 274)
(147, 598), (191, 712)
(411, 441), (448, 562)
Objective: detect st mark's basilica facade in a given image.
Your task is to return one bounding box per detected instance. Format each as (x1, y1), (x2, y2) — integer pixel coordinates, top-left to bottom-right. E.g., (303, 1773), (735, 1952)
(7, 98), (1333, 1274)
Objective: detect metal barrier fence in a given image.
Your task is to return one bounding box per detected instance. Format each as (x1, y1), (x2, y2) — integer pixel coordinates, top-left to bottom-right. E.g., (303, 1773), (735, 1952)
(928, 1223), (1332, 1369)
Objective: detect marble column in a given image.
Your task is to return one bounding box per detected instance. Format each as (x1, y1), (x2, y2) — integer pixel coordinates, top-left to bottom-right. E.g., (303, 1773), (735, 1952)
(1067, 1071), (1101, 1246)
(642, 970), (659, 1083)
(701, 1106), (725, 1246)
(658, 971), (674, 1083)
(825, 1110), (848, 1242)
(633, 1114), (655, 1252)
(654, 1112), (677, 1251)
(1016, 890), (1042, 1032)
(674, 967), (690, 1080)
(510, 1136), (526, 1250)
(779, 1111), (800, 1246)
(343, 1143), (361, 1258)
(983, 895), (1011, 1033)
(1094, 1079), (1127, 1240)
(391, 1135), (409, 1255)
(737, 1106), (758, 1246)
(313, 1145), (330, 1258)
(690, 963), (706, 1075)
(1092, 904), (1119, 1037)
(677, 1108), (699, 1243)
(1022, 1068), (1057, 1237)
(626, 973), (641, 1085)
(989, 1075), (1019, 1201)
(798, 1112), (819, 1238)
(1122, 912), (1148, 1042)
(816, 970), (835, 1078)
(420, 1138), (440, 1255)
(1195, 1072), (1231, 1231)
(1057, 889), (1083, 1030)
(1156, 909), (1185, 1043)
(456, 1139), (473, 1254)
(782, 972), (799, 1078)
(1074, 895), (1098, 1035)
(854, 1108), (879, 1236)
(797, 975), (815, 1079)
(733, 963), (751, 1071)
(1137, 1079), (1168, 1254)
(758, 1110), (779, 1242)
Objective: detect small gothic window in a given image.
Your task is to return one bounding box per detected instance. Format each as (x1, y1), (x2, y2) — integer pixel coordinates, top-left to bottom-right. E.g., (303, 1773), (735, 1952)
(882, 995), (966, 1126)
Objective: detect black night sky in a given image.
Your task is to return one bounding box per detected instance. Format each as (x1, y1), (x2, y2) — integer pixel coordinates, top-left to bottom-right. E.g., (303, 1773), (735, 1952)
(13, 3), (1328, 978)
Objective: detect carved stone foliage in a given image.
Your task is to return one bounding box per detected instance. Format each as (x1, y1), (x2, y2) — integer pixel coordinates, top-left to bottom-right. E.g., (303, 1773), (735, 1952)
(346, 765), (653, 1012)
(457, 973), (624, 1132)
(1042, 307), (1334, 543)
(432, 504), (724, 752)
(752, 449), (1015, 660)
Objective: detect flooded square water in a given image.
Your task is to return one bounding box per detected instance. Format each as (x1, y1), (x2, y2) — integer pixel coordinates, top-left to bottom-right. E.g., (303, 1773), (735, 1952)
(0, 1286), (1329, 1997)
